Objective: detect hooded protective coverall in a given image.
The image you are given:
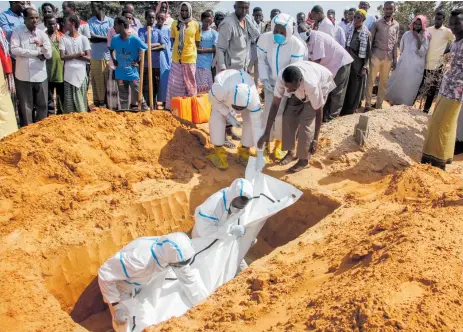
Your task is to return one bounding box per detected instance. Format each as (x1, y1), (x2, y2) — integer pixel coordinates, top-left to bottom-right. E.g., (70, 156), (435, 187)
(192, 178), (254, 239)
(98, 232), (208, 330)
(207, 69), (263, 168)
(257, 13), (307, 158)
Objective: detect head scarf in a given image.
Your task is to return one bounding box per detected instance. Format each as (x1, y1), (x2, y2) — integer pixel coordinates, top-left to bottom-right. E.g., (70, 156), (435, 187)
(176, 2), (193, 57)
(306, 11), (315, 25)
(356, 9), (367, 20)
(155, 1), (170, 19)
(271, 13), (295, 43)
(409, 15), (428, 36)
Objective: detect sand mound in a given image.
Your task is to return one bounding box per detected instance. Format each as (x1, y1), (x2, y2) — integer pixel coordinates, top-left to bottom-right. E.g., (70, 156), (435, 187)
(148, 164), (463, 332)
(315, 107), (428, 182)
(0, 110), (207, 332)
(1, 107), (462, 332)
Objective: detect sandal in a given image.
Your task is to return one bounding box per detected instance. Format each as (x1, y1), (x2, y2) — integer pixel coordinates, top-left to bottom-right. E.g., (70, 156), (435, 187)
(279, 152), (298, 166)
(286, 160), (310, 174)
(224, 139), (236, 149)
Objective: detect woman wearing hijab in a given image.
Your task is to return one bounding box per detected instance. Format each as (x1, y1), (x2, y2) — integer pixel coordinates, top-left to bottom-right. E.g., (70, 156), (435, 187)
(155, 1), (174, 27)
(385, 15), (431, 106)
(341, 9), (371, 116)
(165, 2), (201, 110)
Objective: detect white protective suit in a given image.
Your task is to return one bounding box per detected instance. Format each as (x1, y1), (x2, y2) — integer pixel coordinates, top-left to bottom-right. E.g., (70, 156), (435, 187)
(208, 70), (262, 148)
(98, 232), (209, 330)
(257, 13), (308, 134)
(192, 178), (254, 239)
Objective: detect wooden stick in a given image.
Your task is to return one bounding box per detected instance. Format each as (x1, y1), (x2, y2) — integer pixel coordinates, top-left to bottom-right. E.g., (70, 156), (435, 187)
(147, 26), (154, 111)
(138, 50), (145, 112)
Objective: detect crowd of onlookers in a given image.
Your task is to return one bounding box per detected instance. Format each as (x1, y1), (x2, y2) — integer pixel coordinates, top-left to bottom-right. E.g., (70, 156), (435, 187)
(0, 1), (461, 171)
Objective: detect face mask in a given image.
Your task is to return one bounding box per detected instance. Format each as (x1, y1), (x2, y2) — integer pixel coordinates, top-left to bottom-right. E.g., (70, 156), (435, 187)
(273, 33), (286, 45)
(299, 32), (309, 41)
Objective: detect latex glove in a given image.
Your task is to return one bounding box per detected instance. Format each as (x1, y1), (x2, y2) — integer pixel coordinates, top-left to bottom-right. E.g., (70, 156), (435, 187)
(262, 79), (273, 92)
(230, 225), (246, 237)
(227, 113), (242, 128)
(256, 149), (265, 172)
(113, 303), (129, 326)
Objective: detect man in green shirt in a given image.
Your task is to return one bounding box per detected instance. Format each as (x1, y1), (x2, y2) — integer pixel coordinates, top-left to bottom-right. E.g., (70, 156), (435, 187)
(44, 13), (64, 115)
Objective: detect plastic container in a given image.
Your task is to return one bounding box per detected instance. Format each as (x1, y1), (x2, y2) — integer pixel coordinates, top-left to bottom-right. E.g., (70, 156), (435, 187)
(191, 94), (212, 124)
(171, 96), (192, 122)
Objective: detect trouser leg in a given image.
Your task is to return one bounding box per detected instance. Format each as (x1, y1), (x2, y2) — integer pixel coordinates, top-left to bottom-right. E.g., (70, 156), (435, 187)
(241, 110), (253, 148)
(16, 79), (34, 127)
(118, 80), (130, 110)
(55, 82), (64, 114)
(366, 55), (381, 106)
(129, 80), (146, 107)
(48, 81), (55, 115)
(296, 102), (317, 160)
(281, 96), (304, 153)
(376, 57), (392, 108)
(209, 109), (227, 146)
(33, 80), (48, 122)
(324, 63), (351, 119)
(153, 68), (160, 105)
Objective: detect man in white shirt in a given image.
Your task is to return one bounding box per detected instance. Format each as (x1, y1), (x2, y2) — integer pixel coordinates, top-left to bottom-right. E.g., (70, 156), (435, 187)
(258, 62), (336, 173)
(300, 25), (353, 121)
(11, 7), (52, 126)
(310, 5), (335, 39)
(422, 10), (455, 113)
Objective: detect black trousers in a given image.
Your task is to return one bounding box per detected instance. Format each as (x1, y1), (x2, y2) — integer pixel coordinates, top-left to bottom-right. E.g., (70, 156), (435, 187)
(16, 79), (48, 127)
(421, 67), (444, 111)
(48, 81), (64, 115)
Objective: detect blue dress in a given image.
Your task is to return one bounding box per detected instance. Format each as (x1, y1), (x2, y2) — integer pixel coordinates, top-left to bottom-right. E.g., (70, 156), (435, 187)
(138, 25), (172, 103)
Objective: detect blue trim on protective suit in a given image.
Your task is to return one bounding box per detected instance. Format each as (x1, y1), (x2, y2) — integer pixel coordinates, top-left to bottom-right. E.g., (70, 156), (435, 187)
(222, 190), (227, 210)
(156, 240), (184, 261)
(239, 179), (244, 196)
(198, 211), (220, 221)
(239, 70), (244, 83)
(256, 44), (267, 53)
(119, 252), (130, 279)
(124, 280), (142, 286)
(150, 243), (162, 267)
(291, 54), (304, 58)
(245, 87), (250, 108)
(233, 85), (238, 105)
(250, 107), (261, 112)
(276, 44), (281, 75)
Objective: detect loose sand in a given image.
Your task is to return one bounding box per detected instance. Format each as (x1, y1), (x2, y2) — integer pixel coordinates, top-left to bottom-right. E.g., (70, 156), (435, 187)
(1, 107), (462, 332)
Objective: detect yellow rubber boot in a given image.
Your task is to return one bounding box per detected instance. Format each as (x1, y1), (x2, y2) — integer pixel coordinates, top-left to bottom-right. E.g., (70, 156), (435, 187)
(272, 140), (287, 161)
(206, 146), (229, 170)
(263, 145), (272, 164)
(236, 146), (251, 166)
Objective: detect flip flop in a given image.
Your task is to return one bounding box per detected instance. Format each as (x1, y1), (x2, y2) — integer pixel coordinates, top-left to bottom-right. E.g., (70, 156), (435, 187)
(224, 139), (236, 149)
(286, 160), (310, 174)
(279, 152), (298, 166)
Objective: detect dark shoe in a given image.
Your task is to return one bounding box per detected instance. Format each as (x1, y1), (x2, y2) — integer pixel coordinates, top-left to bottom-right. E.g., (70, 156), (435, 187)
(423, 108), (430, 114)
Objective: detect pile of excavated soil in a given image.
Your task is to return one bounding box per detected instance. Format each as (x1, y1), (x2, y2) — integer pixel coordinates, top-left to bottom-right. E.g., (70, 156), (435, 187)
(148, 164), (463, 332)
(0, 110), (210, 331)
(2, 106), (462, 332)
(313, 107), (429, 182)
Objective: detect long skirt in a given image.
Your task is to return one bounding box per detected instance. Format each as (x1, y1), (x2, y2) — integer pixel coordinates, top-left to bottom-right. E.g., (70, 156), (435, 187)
(106, 67), (120, 111)
(165, 62), (197, 110)
(341, 51), (365, 116)
(421, 96), (462, 169)
(90, 59), (108, 105)
(5, 73), (19, 124)
(195, 67), (213, 94)
(63, 77), (89, 114)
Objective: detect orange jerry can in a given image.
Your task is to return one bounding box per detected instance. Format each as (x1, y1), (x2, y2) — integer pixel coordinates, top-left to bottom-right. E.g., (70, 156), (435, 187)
(191, 94), (212, 124)
(171, 96), (192, 122)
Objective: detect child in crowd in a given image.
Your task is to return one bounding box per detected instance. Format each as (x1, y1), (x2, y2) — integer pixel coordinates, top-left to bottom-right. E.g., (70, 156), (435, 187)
(59, 15), (91, 113)
(110, 16), (148, 111)
(196, 11), (217, 94)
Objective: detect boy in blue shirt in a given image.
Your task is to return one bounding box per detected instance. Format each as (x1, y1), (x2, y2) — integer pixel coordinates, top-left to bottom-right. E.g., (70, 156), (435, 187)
(110, 16), (148, 111)
(196, 11), (217, 94)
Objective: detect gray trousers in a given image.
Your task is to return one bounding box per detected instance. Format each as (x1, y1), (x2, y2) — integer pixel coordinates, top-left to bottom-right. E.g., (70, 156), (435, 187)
(324, 63), (351, 120)
(16, 79), (48, 127)
(282, 96), (317, 160)
(117, 80), (145, 110)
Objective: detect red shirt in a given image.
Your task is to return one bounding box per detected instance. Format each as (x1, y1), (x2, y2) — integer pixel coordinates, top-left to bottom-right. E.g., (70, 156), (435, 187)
(0, 30), (12, 74)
